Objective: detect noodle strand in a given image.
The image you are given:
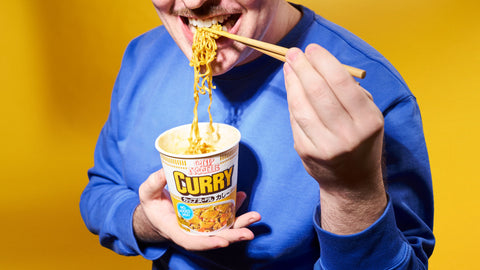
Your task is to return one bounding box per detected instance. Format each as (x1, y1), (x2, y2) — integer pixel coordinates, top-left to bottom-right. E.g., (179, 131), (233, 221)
(186, 24), (222, 154)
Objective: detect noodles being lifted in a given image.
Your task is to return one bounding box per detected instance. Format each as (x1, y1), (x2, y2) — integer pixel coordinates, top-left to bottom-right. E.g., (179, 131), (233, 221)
(186, 24), (222, 155)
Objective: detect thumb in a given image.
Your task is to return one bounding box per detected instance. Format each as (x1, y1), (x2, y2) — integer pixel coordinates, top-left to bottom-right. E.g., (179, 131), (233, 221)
(139, 169), (167, 201)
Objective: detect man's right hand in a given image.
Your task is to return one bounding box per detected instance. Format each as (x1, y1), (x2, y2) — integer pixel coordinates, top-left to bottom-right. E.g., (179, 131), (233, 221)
(133, 169), (261, 251)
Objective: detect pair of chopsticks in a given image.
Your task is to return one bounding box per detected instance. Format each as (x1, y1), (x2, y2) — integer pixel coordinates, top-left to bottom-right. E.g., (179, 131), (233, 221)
(202, 27), (366, 79)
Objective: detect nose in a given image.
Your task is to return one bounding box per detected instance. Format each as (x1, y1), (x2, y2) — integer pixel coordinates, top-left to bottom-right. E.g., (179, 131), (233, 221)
(182, 0), (209, 10)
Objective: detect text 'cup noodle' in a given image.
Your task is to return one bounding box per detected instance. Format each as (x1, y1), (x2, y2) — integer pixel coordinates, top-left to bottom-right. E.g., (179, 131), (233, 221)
(155, 123), (241, 235)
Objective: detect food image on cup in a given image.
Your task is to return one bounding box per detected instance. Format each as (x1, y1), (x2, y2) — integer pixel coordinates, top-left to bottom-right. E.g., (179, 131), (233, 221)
(155, 123), (241, 235)
(177, 200), (235, 232)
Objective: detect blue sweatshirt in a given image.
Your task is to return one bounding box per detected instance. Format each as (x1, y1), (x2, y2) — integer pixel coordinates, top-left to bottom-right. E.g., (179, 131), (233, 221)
(80, 5), (434, 269)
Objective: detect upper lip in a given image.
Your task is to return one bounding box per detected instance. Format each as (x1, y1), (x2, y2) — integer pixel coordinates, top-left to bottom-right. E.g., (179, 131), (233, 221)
(183, 13), (230, 20)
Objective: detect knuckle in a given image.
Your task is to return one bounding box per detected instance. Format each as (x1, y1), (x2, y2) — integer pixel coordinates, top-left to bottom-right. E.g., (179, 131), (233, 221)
(288, 96), (304, 112)
(297, 148), (319, 165)
(374, 115), (385, 130)
(330, 72), (353, 89)
(308, 80), (329, 99)
(294, 115), (311, 130)
(138, 182), (147, 198)
(365, 113), (385, 134)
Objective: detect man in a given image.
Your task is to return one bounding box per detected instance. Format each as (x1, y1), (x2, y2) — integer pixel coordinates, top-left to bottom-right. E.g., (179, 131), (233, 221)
(80, 0), (435, 269)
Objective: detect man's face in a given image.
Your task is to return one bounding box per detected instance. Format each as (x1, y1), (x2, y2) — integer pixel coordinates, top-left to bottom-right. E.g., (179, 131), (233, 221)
(152, 0), (283, 75)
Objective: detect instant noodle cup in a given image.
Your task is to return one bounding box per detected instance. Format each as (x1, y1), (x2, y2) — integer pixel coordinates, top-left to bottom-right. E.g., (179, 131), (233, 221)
(155, 123), (241, 235)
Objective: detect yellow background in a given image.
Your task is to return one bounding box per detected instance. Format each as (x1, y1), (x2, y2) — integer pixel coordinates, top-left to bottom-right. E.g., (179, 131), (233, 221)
(0, 0), (478, 269)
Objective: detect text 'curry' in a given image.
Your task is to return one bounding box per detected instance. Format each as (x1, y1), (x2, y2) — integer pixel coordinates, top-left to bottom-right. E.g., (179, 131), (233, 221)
(173, 166), (234, 196)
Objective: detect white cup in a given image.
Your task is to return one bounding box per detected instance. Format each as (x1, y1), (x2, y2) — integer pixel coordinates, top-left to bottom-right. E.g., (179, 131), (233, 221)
(155, 123), (241, 235)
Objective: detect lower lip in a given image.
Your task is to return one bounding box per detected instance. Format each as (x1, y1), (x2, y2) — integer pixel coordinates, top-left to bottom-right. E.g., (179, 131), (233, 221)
(179, 17), (195, 43)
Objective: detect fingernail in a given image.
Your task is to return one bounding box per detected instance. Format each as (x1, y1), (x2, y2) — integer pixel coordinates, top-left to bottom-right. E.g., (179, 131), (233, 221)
(286, 48), (300, 62)
(283, 62), (292, 75)
(248, 215), (260, 223)
(305, 43), (320, 55)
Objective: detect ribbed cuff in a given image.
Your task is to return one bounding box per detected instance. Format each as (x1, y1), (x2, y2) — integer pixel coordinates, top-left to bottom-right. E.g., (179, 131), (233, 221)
(111, 194), (168, 261)
(313, 197), (410, 269)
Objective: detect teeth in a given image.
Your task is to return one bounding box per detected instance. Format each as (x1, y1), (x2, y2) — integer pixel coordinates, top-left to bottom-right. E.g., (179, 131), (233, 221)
(189, 15), (231, 28)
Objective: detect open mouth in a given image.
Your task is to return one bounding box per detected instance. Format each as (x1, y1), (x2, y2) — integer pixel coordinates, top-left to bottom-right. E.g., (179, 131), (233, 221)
(181, 14), (241, 33)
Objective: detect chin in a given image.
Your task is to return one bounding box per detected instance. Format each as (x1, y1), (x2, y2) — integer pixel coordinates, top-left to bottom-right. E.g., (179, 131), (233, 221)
(211, 52), (239, 76)
(211, 61), (234, 76)
(212, 45), (255, 76)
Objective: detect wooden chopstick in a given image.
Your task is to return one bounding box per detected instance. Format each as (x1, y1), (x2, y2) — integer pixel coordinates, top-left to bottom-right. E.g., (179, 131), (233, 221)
(202, 27), (366, 79)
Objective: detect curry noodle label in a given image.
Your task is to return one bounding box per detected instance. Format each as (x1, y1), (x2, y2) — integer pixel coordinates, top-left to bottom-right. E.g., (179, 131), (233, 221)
(156, 123), (240, 235)
(159, 145), (238, 235)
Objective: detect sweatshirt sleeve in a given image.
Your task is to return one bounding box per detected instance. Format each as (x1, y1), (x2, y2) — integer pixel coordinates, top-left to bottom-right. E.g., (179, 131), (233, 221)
(79, 37), (168, 260)
(313, 96), (435, 269)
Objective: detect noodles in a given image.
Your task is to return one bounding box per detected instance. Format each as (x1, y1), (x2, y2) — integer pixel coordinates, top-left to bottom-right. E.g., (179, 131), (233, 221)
(186, 24), (222, 155)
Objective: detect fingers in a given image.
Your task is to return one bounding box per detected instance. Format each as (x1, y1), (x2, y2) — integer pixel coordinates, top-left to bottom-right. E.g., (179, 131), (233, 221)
(283, 49), (329, 146)
(213, 211), (261, 245)
(169, 211), (261, 251)
(139, 171), (262, 251)
(303, 44), (383, 137)
(285, 47), (351, 135)
(172, 232), (230, 251)
(284, 45), (384, 147)
(139, 169), (167, 201)
(236, 191), (247, 212)
(303, 44), (377, 121)
(232, 211), (261, 229)
(214, 228), (254, 245)
(304, 43), (355, 89)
